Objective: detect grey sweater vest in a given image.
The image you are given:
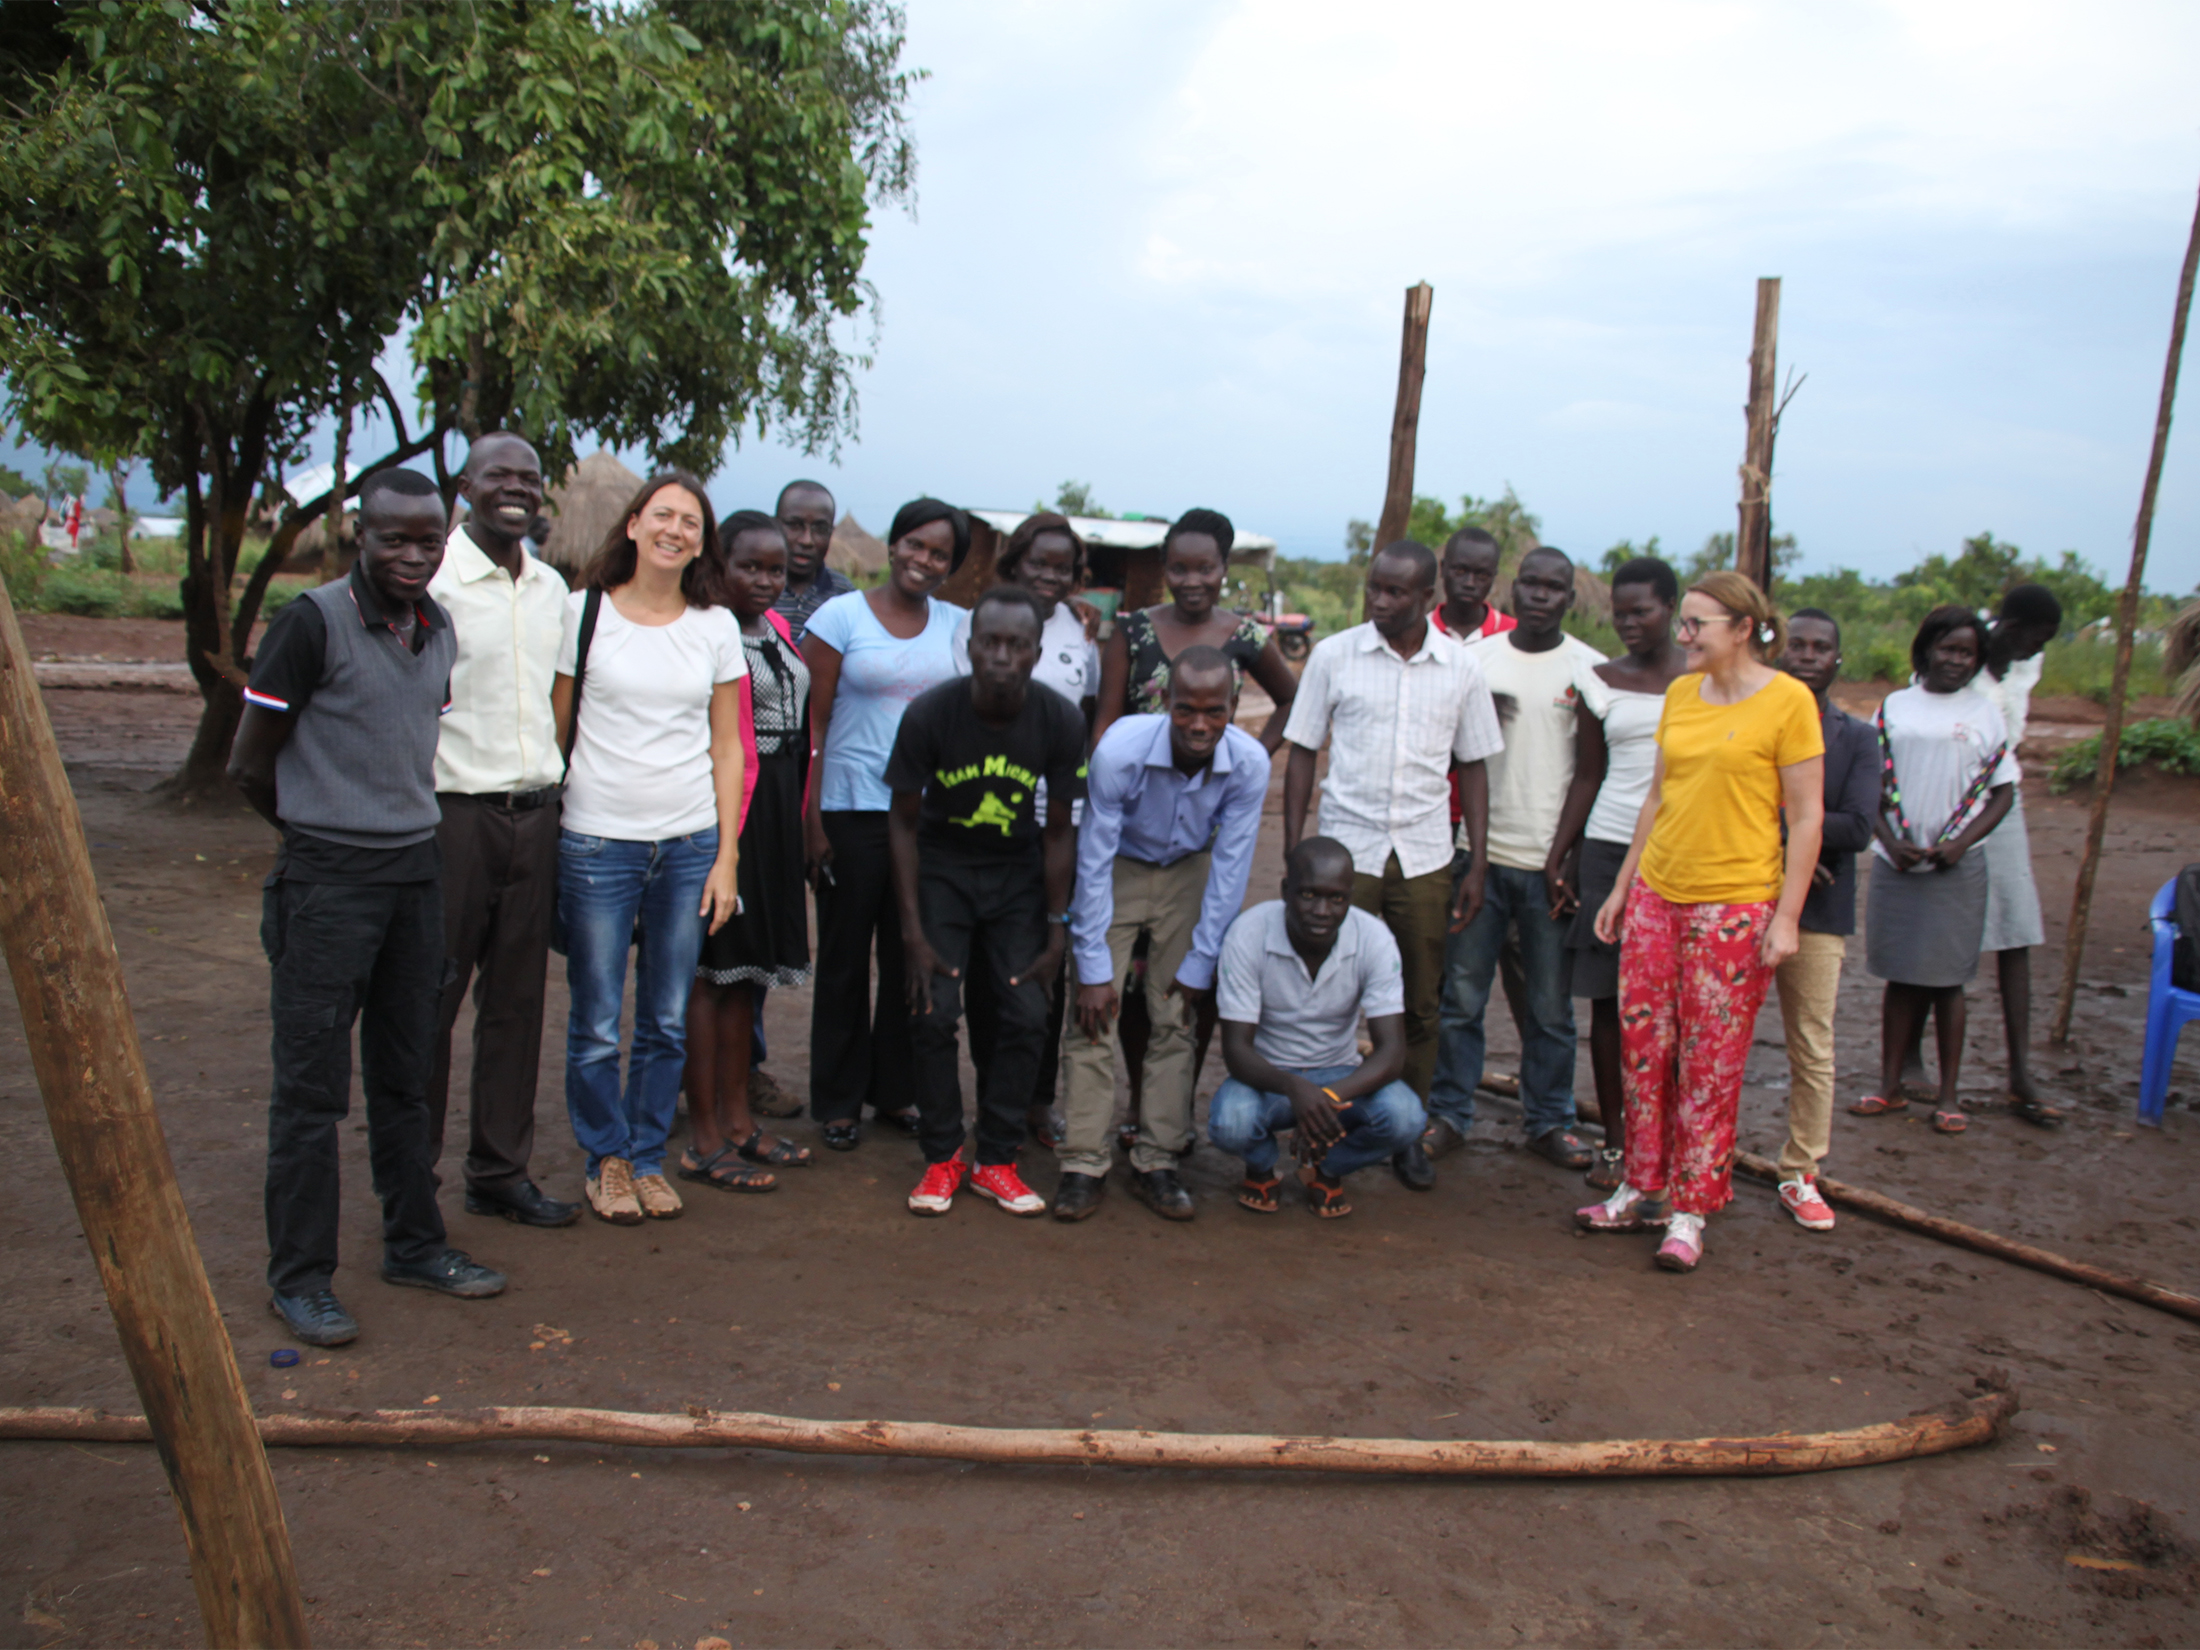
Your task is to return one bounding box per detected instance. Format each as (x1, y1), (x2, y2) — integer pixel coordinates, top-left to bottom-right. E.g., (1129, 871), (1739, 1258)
(275, 581), (455, 849)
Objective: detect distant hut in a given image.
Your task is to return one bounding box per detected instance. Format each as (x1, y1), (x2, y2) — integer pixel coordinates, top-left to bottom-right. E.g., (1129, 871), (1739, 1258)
(827, 514), (889, 580)
(541, 451), (643, 579)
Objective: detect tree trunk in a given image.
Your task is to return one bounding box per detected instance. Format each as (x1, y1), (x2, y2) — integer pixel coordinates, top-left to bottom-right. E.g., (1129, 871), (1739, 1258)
(1735, 277), (1781, 590)
(1373, 282), (1434, 554)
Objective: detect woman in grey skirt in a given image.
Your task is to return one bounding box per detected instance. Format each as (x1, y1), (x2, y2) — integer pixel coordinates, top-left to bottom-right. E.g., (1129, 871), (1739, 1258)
(1855, 607), (2018, 1136)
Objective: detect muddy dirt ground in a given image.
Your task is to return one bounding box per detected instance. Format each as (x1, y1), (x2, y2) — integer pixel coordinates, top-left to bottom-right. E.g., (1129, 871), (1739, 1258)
(6, 625), (2200, 1648)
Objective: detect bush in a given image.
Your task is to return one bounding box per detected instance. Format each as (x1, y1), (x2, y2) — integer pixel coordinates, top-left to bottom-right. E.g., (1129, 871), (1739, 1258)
(2035, 636), (2168, 704)
(0, 529), (47, 607)
(2049, 718), (2200, 793)
(38, 571), (128, 617)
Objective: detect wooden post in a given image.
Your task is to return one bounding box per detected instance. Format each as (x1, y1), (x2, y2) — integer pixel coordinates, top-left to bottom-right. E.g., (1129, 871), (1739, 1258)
(2051, 182), (2200, 1044)
(1373, 282), (1434, 551)
(0, 572), (311, 1647)
(1735, 277), (1782, 589)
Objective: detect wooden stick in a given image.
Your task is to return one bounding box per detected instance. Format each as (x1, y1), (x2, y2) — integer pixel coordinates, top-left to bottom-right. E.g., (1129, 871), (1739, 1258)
(1373, 282), (1435, 552)
(1735, 276), (1782, 590)
(1734, 1150), (2200, 1322)
(0, 573), (311, 1647)
(0, 1389), (2016, 1479)
(2052, 180), (2200, 1044)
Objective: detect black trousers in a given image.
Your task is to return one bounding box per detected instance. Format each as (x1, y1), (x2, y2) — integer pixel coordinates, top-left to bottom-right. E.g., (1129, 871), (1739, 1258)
(429, 793), (560, 1193)
(912, 852), (1049, 1166)
(966, 926), (1070, 1110)
(809, 811), (913, 1124)
(262, 877), (448, 1296)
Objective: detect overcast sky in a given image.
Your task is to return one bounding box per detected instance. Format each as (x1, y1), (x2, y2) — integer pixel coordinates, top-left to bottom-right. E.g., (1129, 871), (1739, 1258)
(30, 0), (2200, 590)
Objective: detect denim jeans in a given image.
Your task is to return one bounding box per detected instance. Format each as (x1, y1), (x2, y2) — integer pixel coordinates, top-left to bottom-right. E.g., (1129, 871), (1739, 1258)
(1429, 861), (1579, 1140)
(1208, 1063), (1426, 1179)
(261, 877), (448, 1296)
(558, 828), (717, 1177)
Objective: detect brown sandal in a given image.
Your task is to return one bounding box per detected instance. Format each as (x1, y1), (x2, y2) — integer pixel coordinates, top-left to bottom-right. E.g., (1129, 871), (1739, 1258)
(1238, 1172), (1281, 1213)
(678, 1145), (778, 1193)
(1299, 1165), (1352, 1219)
(735, 1128), (812, 1168)
(2010, 1096), (2065, 1128)
(1849, 1094), (1908, 1117)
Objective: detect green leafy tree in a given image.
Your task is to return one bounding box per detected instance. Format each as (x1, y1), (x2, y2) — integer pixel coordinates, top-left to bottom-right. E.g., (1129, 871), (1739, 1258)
(1047, 481), (1110, 519)
(0, 0), (916, 794)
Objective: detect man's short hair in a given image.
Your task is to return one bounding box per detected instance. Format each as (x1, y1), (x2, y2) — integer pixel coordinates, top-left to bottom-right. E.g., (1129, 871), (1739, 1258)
(1441, 527), (1498, 559)
(1284, 835), (1355, 887)
(358, 468), (442, 513)
(461, 431), (535, 474)
(1519, 544), (1574, 577)
(1371, 539), (1437, 590)
(1609, 556), (1679, 605)
(776, 478), (834, 514)
(1789, 605), (1842, 648)
(1999, 583), (2064, 631)
(971, 584), (1046, 634)
(1168, 644), (1233, 695)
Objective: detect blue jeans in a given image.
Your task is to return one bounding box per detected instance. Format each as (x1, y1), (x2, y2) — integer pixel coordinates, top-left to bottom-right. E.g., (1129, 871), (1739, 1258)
(1429, 862), (1579, 1140)
(558, 828), (717, 1177)
(1209, 1063), (1426, 1179)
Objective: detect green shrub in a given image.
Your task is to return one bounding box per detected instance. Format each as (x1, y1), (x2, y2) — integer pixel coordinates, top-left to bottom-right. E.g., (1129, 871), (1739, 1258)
(39, 571), (128, 617)
(2049, 718), (2200, 793)
(2035, 635), (2168, 704)
(0, 530), (47, 606)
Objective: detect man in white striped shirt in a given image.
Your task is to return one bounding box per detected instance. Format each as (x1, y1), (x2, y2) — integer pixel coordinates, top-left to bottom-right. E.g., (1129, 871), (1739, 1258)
(1282, 541), (1503, 1190)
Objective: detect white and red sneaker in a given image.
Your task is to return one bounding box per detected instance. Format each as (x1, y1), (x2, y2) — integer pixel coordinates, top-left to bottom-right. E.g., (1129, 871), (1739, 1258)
(968, 1161), (1047, 1217)
(908, 1158), (966, 1216)
(1655, 1211), (1706, 1271)
(1778, 1177), (1836, 1231)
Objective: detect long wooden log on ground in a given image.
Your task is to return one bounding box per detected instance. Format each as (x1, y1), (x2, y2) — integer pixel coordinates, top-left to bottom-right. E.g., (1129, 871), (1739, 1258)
(1734, 1150), (2200, 1322)
(0, 1390), (2014, 1477)
(0, 573), (310, 1646)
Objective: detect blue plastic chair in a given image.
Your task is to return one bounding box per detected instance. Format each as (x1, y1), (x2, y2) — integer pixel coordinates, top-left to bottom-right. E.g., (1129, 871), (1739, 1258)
(2140, 876), (2200, 1126)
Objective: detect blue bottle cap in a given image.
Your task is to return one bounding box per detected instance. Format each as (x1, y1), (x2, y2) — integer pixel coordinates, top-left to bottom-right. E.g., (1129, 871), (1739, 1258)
(269, 1349), (301, 1368)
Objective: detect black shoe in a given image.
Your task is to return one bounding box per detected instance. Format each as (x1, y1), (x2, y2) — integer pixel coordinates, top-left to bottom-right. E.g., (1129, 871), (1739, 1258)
(1392, 1143), (1435, 1192)
(822, 1120), (862, 1152)
(1525, 1128), (1595, 1170)
(1128, 1167), (1196, 1221)
(381, 1247), (507, 1298)
(873, 1107), (922, 1136)
(465, 1179), (582, 1228)
(1053, 1171), (1107, 1222)
(269, 1289), (358, 1347)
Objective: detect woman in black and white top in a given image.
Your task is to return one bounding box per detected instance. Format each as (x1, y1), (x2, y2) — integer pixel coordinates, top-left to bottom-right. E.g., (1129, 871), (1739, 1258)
(680, 512), (814, 1192)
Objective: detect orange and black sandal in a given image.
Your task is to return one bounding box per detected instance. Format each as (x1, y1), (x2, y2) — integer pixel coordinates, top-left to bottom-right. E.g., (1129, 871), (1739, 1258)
(1848, 1094), (1908, 1117)
(1299, 1165), (1352, 1219)
(1931, 1108), (1968, 1135)
(1238, 1172), (1281, 1213)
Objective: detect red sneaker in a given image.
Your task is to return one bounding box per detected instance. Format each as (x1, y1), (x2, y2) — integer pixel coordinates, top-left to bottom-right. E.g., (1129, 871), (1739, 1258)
(1778, 1177), (1836, 1231)
(968, 1162), (1047, 1217)
(907, 1158), (966, 1216)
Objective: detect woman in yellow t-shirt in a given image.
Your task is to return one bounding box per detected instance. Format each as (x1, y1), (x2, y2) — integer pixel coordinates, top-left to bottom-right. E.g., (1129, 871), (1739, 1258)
(1577, 572), (1825, 1272)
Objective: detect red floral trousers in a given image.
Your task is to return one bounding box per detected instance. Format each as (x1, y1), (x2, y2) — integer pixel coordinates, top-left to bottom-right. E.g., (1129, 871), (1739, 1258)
(1618, 882), (1775, 1215)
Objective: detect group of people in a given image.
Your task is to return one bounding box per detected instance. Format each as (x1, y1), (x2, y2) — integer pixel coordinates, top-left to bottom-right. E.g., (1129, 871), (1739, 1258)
(231, 432), (2064, 1347)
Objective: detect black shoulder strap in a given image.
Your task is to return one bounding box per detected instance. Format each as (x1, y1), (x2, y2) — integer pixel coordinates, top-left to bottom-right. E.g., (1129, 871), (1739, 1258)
(562, 587), (603, 772)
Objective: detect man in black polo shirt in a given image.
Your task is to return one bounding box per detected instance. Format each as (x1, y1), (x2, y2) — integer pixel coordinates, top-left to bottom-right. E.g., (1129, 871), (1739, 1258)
(886, 587), (1084, 1219)
(230, 468), (507, 1347)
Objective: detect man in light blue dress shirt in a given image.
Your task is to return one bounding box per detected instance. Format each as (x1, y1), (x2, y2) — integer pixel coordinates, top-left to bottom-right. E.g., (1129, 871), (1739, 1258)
(1058, 648), (1271, 1223)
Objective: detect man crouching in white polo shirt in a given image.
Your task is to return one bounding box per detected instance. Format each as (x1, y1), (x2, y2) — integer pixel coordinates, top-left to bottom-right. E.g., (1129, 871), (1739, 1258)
(1210, 837), (1425, 1219)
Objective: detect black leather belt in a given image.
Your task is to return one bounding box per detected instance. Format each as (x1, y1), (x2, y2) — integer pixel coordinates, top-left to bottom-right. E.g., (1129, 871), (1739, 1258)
(465, 786), (559, 811)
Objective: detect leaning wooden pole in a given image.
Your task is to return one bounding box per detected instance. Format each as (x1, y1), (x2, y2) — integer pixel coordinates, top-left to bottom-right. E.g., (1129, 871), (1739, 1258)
(1736, 1151), (2200, 1322)
(0, 1388), (2017, 1479)
(2051, 182), (2200, 1045)
(0, 573), (310, 1648)
(1735, 276), (1782, 590)
(1373, 281), (1435, 551)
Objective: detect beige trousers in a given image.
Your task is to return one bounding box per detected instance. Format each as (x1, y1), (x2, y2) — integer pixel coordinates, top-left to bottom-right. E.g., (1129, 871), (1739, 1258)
(1059, 853), (1211, 1177)
(1774, 930), (1847, 1181)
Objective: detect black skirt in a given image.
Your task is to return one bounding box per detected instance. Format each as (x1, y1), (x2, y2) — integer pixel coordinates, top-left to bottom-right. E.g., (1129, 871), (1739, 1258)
(697, 750), (812, 988)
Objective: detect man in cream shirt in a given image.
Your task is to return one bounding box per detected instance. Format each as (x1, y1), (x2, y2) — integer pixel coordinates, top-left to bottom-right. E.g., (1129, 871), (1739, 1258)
(426, 432), (579, 1228)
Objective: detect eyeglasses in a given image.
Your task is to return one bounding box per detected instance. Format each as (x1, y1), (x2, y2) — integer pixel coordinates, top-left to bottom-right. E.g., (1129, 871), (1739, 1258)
(1675, 614), (1743, 640)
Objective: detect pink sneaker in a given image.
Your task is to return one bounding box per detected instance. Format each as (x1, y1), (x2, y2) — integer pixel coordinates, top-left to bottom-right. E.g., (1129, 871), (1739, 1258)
(1573, 1184), (1668, 1232)
(968, 1162), (1047, 1217)
(1655, 1212), (1705, 1271)
(1779, 1177), (1836, 1231)
(907, 1158), (966, 1216)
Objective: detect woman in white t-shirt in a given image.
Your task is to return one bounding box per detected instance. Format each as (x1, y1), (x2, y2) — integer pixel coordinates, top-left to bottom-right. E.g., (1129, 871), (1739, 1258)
(553, 472), (748, 1225)
(1853, 606), (2016, 1137)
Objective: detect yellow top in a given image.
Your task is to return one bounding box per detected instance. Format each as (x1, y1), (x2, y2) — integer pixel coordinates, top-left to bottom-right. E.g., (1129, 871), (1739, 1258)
(1639, 671), (1824, 906)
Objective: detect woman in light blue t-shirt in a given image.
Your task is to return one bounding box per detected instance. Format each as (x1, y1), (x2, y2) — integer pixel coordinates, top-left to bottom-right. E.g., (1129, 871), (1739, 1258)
(800, 498), (967, 1150)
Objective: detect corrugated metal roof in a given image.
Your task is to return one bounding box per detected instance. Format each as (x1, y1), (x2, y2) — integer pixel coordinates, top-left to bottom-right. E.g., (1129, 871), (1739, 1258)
(970, 510), (1276, 563)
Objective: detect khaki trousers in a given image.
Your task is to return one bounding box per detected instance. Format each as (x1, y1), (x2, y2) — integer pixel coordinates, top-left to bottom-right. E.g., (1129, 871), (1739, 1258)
(1774, 930), (1847, 1181)
(1351, 853), (1454, 1101)
(1060, 853), (1211, 1177)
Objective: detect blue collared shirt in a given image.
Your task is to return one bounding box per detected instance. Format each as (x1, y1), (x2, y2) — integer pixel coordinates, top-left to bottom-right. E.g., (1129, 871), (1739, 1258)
(1072, 714), (1271, 992)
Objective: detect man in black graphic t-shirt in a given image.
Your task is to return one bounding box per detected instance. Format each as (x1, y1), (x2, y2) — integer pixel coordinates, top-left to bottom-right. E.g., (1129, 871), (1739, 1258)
(885, 586), (1085, 1219)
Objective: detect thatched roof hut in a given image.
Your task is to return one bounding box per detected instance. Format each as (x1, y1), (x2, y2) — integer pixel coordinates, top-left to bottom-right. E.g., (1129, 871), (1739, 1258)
(541, 451), (643, 578)
(828, 514), (888, 579)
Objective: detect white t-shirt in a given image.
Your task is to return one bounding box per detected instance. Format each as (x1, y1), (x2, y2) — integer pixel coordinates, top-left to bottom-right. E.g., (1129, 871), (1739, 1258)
(1870, 682), (2018, 871)
(1977, 652), (2043, 773)
(1466, 631), (1609, 870)
(557, 592), (748, 841)
(1584, 688), (1666, 845)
